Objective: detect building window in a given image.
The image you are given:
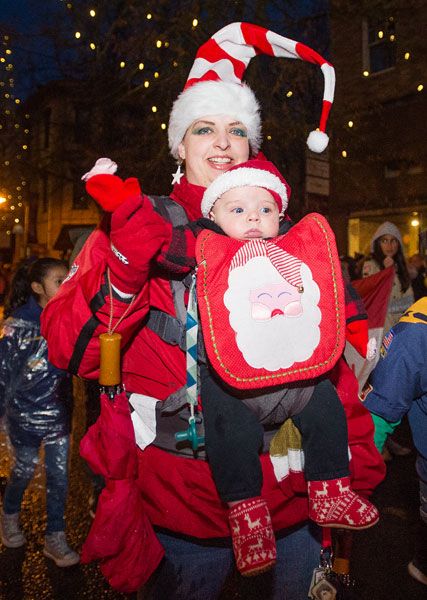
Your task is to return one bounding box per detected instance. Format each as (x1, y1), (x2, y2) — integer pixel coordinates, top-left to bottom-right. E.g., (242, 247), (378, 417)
(72, 181), (89, 210)
(363, 16), (396, 74)
(43, 107), (51, 149)
(41, 173), (49, 212)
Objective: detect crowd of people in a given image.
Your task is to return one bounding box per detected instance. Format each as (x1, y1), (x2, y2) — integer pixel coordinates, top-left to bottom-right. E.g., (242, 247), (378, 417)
(0, 20), (425, 600)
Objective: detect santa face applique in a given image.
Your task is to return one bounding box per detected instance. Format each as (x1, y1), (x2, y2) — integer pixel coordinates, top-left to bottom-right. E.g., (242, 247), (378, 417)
(224, 243), (321, 371)
(249, 280), (303, 320)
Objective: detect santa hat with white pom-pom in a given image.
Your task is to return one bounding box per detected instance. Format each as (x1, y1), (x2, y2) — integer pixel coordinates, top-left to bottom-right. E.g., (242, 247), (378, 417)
(168, 22), (335, 158)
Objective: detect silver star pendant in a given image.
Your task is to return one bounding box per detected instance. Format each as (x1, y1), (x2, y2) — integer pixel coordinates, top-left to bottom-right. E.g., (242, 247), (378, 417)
(171, 164), (184, 185)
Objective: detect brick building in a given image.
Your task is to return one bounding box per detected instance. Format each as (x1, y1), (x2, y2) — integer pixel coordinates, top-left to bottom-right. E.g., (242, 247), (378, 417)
(328, 0), (427, 258)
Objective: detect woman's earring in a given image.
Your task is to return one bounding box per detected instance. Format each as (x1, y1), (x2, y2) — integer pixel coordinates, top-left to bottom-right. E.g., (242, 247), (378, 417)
(172, 159), (184, 185)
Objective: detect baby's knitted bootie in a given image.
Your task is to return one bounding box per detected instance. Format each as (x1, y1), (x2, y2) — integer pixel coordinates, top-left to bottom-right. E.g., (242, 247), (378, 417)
(228, 497), (276, 577)
(308, 477), (379, 529)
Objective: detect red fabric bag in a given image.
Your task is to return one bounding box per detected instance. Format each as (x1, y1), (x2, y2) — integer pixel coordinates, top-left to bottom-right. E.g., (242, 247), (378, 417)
(80, 390), (164, 593)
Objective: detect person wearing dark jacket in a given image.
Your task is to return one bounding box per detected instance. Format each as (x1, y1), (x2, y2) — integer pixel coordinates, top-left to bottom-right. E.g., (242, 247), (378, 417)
(0, 258), (79, 567)
(363, 296), (427, 586)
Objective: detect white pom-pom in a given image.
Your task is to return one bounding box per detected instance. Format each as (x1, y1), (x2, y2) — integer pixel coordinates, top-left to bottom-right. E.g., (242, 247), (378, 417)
(81, 157), (118, 181)
(306, 130), (329, 153)
(366, 337), (377, 361)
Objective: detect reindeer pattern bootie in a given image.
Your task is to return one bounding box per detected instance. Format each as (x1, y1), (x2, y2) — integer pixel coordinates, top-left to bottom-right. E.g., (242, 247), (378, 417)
(308, 476), (379, 530)
(228, 496), (277, 577)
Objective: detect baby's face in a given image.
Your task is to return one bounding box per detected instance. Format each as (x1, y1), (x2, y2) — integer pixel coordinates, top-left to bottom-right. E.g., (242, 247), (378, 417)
(209, 186), (280, 240)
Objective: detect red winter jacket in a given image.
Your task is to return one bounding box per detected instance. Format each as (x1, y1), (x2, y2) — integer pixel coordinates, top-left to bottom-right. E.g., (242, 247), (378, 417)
(41, 176), (385, 539)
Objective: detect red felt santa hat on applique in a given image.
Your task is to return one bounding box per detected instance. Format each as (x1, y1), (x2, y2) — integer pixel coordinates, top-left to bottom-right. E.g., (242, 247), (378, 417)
(168, 22), (335, 158)
(230, 239), (303, 291)
(201, 158), (290, 217)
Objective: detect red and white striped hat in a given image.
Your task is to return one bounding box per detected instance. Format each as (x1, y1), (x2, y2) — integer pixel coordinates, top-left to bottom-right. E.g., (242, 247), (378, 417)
(201, 158), (290, 217)
(230, 239), (303, 290)
(168, 22), (335, 159)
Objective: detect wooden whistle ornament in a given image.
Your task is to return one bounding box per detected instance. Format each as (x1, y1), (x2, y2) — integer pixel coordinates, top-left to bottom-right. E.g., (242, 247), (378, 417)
(99, 332), (122, 386)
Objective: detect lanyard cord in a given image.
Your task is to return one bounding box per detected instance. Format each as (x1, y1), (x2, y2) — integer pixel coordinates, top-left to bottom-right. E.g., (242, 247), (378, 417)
(106, 267), (136, 335)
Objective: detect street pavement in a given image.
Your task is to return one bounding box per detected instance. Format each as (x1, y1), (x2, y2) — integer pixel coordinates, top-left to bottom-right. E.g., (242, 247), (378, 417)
(0, 381), (425, 599)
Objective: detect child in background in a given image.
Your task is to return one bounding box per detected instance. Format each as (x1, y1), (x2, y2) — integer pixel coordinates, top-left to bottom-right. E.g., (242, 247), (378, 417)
(0, 258), (79, 567)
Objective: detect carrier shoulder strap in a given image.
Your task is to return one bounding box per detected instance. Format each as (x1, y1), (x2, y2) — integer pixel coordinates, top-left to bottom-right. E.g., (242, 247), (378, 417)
(145, 195), (191, 351)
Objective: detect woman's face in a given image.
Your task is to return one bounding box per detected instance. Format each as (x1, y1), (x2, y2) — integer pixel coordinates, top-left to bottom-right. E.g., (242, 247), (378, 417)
(178, 114), (250, 188)
(379, 234), (399, 257)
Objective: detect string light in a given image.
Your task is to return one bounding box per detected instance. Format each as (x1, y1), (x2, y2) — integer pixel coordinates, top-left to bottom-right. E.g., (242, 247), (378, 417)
(89, 9), (96, 17)
(138, 62), (144, 70)
(192, 19), (198, 27)
(404, 52), (410, 60)
(90, 42), (96, 50)
(120, 61), (125, 68)
(154, 71), (159, 78)
(161, 123), (166, 130)
(151, 106), (157, 112)
(417, 84), (424, 92)
(156, 40), (162, 48)
(267, 135), (272, 140)
(341, 150), (347, 158)
(286, 90), (293, 97)
(146, 13), (152, 19)
(348, 120), (354, 127)
(363, 70), (369, 77)
(75, 32), (81, 39)
(378, 31), (384, 38)
(144, 80), (150, 88)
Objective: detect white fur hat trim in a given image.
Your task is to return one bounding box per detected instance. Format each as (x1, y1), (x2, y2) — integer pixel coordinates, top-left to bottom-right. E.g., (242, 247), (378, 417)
(201, 166), (288, 217)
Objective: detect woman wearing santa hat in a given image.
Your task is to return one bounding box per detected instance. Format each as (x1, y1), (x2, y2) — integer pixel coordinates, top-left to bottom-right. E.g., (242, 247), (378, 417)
(41, 22), (384, 599)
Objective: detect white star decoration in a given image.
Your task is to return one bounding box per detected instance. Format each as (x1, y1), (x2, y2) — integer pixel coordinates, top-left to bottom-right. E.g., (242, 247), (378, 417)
(171, 164), (184, 185)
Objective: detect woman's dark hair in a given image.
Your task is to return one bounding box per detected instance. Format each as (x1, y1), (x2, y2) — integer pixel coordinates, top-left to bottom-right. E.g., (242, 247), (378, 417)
(3, 257), (67, 318)
(372, 237), (411, 292)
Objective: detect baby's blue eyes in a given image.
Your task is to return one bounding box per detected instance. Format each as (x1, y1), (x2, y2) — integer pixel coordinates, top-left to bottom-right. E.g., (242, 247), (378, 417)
(232, 207), (244, 213)
(231, 207), (272, 214)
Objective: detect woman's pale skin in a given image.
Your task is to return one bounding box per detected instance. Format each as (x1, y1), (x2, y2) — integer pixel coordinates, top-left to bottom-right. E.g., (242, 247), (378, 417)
(178, 114), (250, 189)
(209, 186), (280, 240)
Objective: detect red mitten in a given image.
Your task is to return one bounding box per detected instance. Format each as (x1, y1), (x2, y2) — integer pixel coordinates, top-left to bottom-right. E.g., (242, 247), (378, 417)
(82, 157), (141, 213)
(108, 194), (170, 294)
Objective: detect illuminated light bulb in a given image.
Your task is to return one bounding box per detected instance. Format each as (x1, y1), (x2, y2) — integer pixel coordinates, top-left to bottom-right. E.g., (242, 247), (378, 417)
(164, 41), (169, 48)
(14, 124), (19, 129)
(10, 205), (15, 210)
(193, 19), (198, 27)
(144, 81), (150, 88)
(75, 32), (81, 39)
(25, 114), (30, 118)
(404, 52), (410, 60)
(0, 58), (4, 62)
(5, 49), (11, 55)
(348, 120), (354, 127)
(0, 197), (5, 204)
(417, 84), (424, 92)
(363, 70), (369, 77)
(390, 34), (395, 41)
(90, 42), (96, 50)
(267, 135), (272, 141)
(4, 93), (9, 98)
(161, 123), (166, 130)
(90, 9), (96, 17)
(18, 202), (22, 207)
(15, 99), (20, 104)
(24, 129), (29, 134)
(138, 62), (144, 70)
(6, 231), (10, 235)
(286, 90), (293, 97)
(14, 218), (19, 224)
(411, 218), (420, 227)
(4, 161), (9, 166)
(120, 61), (125, 68)
(22, 145), (28, 150)
(147, 13), (152, 19)
(378, 30), (384, 38)
(173, 61), (178, 67)
(342, 150), (347, 158)
(154, 71), (159, 78)
(156, 40), (162, 48)
(152, 106), (157, 113)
